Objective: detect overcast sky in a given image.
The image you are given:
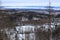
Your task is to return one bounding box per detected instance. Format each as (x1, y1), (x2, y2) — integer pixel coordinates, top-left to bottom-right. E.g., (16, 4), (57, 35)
(1, 0), (60, 9)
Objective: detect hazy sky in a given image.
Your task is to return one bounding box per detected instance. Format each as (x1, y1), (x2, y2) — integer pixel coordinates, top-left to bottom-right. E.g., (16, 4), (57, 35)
(1, 0), (60, 6)
(1, 0), (60, 9)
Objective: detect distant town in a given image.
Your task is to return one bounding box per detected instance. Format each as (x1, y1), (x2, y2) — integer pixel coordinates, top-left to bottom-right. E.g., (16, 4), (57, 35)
(0, 8), (60, 40)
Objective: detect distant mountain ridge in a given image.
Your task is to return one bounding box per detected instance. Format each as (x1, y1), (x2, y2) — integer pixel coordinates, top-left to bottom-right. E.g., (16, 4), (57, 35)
(0, 6), (60, 10)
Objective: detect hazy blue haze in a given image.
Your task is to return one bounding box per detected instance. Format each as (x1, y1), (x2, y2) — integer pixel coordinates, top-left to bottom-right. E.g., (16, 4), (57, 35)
(1, 0), (60, 9)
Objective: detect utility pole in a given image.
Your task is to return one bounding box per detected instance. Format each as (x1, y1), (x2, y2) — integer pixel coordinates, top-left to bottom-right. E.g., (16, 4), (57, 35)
(48, 0), (51, 30)
(48, 0), (53, 40)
